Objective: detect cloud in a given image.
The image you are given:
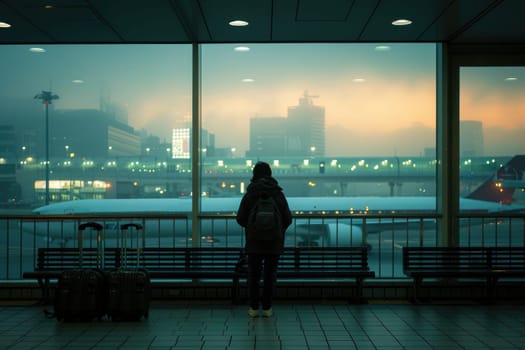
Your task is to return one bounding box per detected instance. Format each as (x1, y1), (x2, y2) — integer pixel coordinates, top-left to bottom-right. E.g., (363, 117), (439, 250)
(327, 122), (435, 157)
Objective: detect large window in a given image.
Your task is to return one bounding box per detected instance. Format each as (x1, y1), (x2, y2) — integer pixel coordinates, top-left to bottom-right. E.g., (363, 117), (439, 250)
(201, 43), (437, 204)
(1, 45), (192, 205)
(460, 67), (525, 207)
(0, 43), (438, 209)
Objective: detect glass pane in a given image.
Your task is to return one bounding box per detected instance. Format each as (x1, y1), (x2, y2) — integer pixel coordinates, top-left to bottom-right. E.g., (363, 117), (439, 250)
(201, 43), (438, 260)
(201, 43), (436, 203)
(0, 44), (192, 206)
(459, 67), (525, 210)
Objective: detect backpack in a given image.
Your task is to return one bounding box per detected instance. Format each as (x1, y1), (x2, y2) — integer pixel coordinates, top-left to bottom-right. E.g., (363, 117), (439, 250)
(246, 192), (283, 242)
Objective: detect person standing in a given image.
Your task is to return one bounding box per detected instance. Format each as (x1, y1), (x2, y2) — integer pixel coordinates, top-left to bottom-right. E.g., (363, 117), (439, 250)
(236, 161), (292, 317)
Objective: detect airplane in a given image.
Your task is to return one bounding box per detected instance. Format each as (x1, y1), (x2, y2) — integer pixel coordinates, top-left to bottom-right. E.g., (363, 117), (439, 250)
(27, 155), (525, 248)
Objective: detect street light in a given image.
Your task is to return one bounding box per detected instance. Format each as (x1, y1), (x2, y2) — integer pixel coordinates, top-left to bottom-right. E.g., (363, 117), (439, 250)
(34, 90), (59, 205)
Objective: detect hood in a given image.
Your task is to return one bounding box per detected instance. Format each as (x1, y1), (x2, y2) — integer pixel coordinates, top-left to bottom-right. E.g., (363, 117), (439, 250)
(247, 176), (282, 194)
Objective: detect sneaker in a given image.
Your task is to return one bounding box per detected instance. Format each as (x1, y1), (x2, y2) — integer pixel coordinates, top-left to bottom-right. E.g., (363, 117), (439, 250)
(262, 308), (273, 318)
(248, 308), (259, 318)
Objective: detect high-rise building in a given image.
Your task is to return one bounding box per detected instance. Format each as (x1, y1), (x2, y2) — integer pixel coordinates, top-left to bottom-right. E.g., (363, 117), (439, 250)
(246, 93), (326, 157)
(172, 127), (191, 159)
(247, 117), (287, 157)
(287, 92), (325, 157)
(460, 120), (484, 157)
(171, 121), (216, 159)
(0, 125), (16, 161)
(52, 109), (140, 159)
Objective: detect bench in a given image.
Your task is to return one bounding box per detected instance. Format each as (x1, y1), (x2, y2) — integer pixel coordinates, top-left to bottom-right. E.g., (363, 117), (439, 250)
(403, 246), (525, 302)
(24, 246), (374, 304)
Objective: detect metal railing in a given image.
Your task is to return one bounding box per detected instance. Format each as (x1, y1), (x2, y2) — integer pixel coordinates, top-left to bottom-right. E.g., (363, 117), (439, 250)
(1, 213), (524, 280)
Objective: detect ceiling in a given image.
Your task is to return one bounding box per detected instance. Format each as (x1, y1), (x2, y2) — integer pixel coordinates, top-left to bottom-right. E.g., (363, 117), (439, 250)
(0, 0), (524, 44)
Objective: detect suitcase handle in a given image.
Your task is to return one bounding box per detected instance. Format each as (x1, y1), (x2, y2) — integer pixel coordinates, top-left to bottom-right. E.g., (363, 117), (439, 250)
(79, 222), (103, 231)
(120, 223), (143, 231)
(78, 222), (105, 269)
(120, 223), (144, 268)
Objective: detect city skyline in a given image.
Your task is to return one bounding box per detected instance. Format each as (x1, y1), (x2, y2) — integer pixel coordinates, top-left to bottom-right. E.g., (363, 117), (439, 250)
(1, 44), (524, 157)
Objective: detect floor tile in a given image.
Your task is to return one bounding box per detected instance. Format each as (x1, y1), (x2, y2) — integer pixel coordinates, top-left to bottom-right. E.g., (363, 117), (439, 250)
(1, 303), (525, 350)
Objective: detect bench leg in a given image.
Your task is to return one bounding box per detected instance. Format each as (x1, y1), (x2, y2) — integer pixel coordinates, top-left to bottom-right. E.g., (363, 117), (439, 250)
(232, 276), (241, 305)
(411, 277), (422, 304)
(353, 278), (366, 304)
(486, 276), (497, 302)
(36, 278), (50, 305)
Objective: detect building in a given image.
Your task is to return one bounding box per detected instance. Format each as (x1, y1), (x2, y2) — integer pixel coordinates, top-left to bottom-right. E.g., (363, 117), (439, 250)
(52, 109), (141, 160)
(247, 117), (287, 157)
(287, 92), (325, 157)
(2, 0), (525, 325)
(172, 122), (216, 159)
(460, 120), (484, 157)
(0, 125), (16, 162)
(246, 93), (326, 157)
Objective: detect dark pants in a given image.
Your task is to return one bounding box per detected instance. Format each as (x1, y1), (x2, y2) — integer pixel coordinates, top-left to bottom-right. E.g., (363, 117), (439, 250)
(247, 253), (280, 310)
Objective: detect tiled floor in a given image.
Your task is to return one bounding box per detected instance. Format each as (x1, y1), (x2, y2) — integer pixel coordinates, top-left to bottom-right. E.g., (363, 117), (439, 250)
(1, 302), (525, 349)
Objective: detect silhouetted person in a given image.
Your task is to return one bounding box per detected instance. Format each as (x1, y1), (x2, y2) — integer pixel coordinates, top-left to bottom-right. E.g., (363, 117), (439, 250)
(236, 161), (292, 317)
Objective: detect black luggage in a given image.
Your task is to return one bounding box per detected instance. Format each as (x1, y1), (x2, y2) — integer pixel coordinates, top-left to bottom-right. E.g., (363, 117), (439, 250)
(54, 269), (107, 322)
(107, 223), (151, 321)
(52, 222), (107, 322)
(107, 268), (151, 321)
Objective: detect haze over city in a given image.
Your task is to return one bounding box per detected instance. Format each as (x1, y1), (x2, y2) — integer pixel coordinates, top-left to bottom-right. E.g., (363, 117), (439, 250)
(2, 44), (524, 157)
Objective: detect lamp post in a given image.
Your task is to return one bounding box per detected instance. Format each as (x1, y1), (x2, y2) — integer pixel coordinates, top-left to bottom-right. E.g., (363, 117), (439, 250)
(34, 90), (59, 205)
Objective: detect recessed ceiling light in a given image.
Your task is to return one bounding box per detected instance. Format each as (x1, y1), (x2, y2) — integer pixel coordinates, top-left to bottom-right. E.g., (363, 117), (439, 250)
(0, 22), (12, 28)
(375, 45), (391, 51)
(504, 77), (518, 81)
(234, 46), (250, 52)
(353, 78), (366, 83)
(392, 19), (412, 26)
(242, 78), (254, 83)
(72, 79), (84, 84)
(229, 20), (249, 27)
(44, 5), (55, 9)
(29, 47), (46, 53)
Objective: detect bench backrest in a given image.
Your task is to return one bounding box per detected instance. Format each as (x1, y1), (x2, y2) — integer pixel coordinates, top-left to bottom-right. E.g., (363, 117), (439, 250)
(279, 246), (370, 272)
(36, 247), (121, 270)
(403, 247), (489, 272)
(403, 246), (525, 272)
(489, 247), (525, 271)
(36, 246), (371, 274)
(124, 247), (243, 272)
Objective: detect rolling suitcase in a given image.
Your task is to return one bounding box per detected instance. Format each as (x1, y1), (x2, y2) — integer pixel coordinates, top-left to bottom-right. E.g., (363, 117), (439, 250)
(52, 222), (107, 322)
(53, 269), (106, 322)
(107, 223), (151, 321)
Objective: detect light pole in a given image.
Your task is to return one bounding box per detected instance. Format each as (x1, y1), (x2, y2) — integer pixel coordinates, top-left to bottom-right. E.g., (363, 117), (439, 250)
(34, 90), (59, 205)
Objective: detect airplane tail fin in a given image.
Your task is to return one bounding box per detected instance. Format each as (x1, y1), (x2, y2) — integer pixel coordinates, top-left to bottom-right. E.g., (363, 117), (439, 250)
(466, 155), (525, 204)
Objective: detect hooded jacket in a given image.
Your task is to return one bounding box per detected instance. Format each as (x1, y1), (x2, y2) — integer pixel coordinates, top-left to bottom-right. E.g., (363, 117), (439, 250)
(236, 176), (292, 255)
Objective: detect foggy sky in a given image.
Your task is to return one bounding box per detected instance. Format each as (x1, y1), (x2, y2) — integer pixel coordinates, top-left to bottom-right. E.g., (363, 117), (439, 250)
(1, 44), (523, 157)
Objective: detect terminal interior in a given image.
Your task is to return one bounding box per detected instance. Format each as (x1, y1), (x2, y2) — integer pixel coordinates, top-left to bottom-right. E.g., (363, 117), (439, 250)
(1, 1), (525, 349)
